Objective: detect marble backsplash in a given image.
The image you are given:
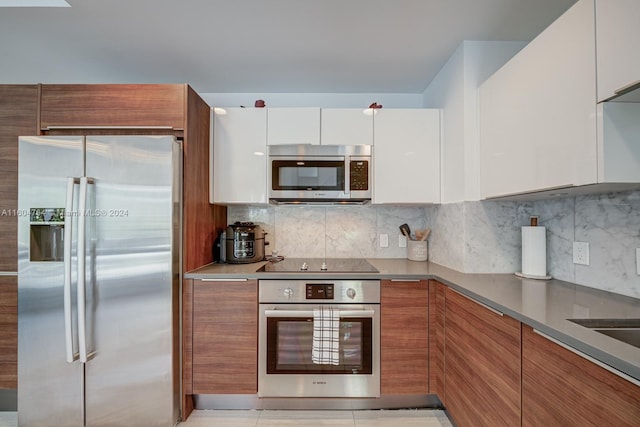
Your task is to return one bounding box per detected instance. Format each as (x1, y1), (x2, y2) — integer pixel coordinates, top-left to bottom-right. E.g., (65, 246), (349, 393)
(227, 190), (640, 299)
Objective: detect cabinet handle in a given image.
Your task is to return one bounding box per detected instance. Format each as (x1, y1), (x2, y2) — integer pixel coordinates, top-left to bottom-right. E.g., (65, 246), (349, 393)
(0, 272), (18, 276)
(390, 279), (421, 282)
(200, 278), (248, 282)
(43, 125), (176, 131)
(451, 288), (504, 317)
(533, 329), (640, 387)
(614, 80), (640, 96)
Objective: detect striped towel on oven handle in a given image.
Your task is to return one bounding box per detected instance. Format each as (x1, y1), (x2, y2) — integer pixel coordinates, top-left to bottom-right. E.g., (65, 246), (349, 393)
(312, 306), (340, 365)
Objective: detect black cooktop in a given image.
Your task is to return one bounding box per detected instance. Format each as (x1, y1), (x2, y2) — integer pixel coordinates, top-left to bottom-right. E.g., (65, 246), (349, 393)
(261, 258), (379, 273)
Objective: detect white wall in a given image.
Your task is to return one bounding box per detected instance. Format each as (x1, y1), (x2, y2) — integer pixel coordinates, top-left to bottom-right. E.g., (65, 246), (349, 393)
(200, 92), (423, 108)
(422, 41), (526, 203)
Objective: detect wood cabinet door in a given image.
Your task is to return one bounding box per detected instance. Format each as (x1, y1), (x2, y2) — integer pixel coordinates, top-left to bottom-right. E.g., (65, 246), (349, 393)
(445, 288), (521, 427)
(0, 276), (17, 389)
(0, 85), (38, 391)
(0, 85), (39, 273)
(380, 279), (428, 394)
(40, 84), (185, 130)
(428, 280), (446, 401)
(192, 279), (258, 394)
(522, 325), (640, 427)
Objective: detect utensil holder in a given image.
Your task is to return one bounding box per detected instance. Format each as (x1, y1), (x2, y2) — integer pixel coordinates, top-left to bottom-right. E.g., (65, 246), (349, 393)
(407, 240), (428, 261)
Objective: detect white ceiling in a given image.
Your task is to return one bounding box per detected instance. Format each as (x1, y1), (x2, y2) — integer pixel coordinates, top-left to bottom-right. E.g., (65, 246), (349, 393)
(0, 0), (577, 94)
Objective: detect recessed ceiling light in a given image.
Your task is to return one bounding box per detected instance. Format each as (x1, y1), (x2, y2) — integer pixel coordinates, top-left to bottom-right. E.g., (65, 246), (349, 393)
(0, 0), (70, 6)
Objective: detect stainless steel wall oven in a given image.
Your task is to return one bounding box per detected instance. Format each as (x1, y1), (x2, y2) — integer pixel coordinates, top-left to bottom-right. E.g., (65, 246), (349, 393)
(258, 279), (380, 398)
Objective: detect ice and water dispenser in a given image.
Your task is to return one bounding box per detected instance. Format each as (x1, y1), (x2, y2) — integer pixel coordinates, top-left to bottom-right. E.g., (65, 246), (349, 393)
(29, 208), (65, 262)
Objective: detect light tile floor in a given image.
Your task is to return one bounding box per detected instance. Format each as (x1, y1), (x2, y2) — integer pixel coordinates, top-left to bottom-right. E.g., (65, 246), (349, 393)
(0, 409), (453, 427)
(179, 409), (453, 427)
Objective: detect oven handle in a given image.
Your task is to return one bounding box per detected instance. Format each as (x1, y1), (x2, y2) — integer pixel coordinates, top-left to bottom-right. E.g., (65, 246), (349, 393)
(264, 309), (375, 318)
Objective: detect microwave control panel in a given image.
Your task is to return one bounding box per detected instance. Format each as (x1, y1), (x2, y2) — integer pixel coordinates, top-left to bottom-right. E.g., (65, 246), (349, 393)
(350, 160), (369, 191)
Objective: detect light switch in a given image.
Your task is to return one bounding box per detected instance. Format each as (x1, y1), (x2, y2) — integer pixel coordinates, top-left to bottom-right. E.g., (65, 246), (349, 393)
(399, 235), (407, 248)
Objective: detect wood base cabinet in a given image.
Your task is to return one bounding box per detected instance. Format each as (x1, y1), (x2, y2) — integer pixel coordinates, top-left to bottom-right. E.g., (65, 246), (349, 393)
(0, 85), (39, 391)
(444, 288), (521, 427)
(191, 279), (257, 394)
(380, 279), (428, 394)
(428, 280), (446, 401)
(522, 325), (640, 426)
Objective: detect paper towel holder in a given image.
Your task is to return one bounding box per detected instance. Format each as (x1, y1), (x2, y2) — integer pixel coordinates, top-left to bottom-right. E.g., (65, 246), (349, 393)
(515, 216), (552, 280)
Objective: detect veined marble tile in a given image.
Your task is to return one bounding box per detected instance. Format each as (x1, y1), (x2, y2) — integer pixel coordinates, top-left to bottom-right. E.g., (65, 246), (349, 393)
(374, 206), (428, 259)
(463, 200), (533, 273)
(531, 197), (575, 282)
(273, 206), (327, 258)
(325, 206), (377, 258)
(427, 203), (465, 271)
(574, 191), (640, 299)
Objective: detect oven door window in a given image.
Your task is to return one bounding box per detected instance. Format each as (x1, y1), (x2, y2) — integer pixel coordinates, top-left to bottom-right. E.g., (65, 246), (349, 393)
(266, 317), (372, 374)
(272, 160), (345, 191)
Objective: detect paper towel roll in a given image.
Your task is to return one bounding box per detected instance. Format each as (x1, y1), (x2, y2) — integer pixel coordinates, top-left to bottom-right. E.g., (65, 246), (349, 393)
(521, 226), (547, 277)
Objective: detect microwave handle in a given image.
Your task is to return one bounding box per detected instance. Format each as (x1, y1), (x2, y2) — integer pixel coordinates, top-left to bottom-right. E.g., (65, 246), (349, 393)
(264, 309), (375, 318)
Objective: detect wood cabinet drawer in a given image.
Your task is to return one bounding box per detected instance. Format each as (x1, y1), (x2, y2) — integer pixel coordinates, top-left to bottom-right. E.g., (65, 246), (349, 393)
(40, 84), (185, 130)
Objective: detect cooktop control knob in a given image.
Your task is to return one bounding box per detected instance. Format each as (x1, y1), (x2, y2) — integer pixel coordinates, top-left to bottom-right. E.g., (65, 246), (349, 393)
(283, 288), (294, 299)
(301, 262), (308, 271)
(346, 288), (357, 299)
(320, 262), (328, 271)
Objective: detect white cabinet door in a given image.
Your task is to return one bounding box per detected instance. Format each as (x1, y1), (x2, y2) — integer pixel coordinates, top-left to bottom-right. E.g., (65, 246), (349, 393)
(267, 107), (320, 145)
(373, 109), (441, 204)
(596, 0), (640, 102)
(321, 108), (373, 146)
(479, 0), (598, 199)
(211, 108), (268, 204)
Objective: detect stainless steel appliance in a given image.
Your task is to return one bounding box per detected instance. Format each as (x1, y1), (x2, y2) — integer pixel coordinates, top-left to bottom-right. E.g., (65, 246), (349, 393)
(258, 276), (380, 398)
(220, 221), (266, 264)
(268, 144), (371, 205)
(18, 135), (181, 427)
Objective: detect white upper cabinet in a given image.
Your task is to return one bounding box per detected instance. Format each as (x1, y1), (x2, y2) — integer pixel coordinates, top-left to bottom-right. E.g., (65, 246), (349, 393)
(479, 0), (640, 200)
(373, 109), (441, 204)
(480, 0), (597, 198)
(267, 107), (320, 145)
(595, 0), (640, 102)
(321, 108), (373, 146)
(211, 107), (268, 204)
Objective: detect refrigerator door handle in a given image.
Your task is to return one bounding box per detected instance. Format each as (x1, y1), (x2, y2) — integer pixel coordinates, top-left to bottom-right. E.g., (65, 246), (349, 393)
(77, 177), (96, 363)
(64, 177), (80, 363)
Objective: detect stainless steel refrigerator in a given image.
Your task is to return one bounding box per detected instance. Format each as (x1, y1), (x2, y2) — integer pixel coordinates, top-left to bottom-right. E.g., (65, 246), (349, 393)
(17, 135), (181, 427)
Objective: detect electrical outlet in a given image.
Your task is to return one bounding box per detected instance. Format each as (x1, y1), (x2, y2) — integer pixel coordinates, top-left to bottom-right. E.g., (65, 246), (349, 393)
(379, 234), (389, 248)
(636, 248), (640, 275)
(399, 235), (407, 248)
(573, 241), (590, 265)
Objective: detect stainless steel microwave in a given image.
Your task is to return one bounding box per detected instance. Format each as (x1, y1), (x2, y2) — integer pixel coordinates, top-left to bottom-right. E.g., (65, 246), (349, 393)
(268, 144), (372, 205)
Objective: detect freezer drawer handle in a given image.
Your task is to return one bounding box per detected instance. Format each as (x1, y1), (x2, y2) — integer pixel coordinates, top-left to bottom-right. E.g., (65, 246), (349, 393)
(64, 177), (80, 363)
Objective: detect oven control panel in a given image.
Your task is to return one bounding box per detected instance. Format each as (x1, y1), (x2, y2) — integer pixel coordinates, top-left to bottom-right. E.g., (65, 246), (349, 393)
(259, 280), (380, 304)
(306, 283), (334, 299)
